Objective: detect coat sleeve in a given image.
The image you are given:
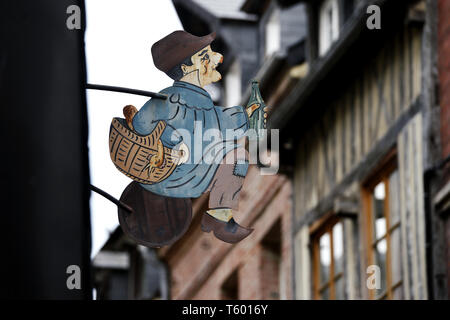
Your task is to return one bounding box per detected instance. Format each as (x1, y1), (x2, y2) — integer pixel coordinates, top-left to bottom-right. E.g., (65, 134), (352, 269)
(132, 96), (171, 136)
(216, 105), (249, 139)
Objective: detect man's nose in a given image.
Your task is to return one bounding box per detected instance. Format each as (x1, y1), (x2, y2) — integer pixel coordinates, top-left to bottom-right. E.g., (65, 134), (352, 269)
(213, 52), (223, 63)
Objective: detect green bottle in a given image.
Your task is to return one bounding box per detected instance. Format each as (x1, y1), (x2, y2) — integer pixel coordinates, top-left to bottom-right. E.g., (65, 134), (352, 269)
(246, 80), (266, 141)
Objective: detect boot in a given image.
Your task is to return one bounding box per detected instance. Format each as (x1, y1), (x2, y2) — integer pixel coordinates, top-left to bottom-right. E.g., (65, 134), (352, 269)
(201, 211), (253, 244)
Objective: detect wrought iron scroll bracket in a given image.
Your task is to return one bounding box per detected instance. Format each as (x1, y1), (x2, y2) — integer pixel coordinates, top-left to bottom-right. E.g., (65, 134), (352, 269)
(86, 83), (168, 100)
(89, 184), (134, 214)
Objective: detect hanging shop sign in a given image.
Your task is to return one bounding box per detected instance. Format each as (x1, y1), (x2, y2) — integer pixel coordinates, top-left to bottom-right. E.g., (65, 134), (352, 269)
(108, 30), (267, 247)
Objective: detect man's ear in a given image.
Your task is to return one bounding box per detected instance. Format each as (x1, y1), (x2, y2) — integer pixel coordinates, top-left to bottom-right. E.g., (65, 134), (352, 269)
(181, 64), (189, 75)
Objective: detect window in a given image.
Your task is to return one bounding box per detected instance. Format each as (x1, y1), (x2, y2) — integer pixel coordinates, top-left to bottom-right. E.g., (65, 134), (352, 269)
(221, 269), (238, 300)
(362, 154), (403, 299)
(224, 59), (241, 106)
(319, 0), (340, 56)
(342, 0), (355, 23)
(265, 8), (281, 57)
(311, 216), (345, 299)
(261, 219), (282, 299)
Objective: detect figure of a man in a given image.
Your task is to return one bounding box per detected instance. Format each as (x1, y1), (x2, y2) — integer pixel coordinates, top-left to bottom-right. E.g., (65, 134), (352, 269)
(122, 31), (265, 243)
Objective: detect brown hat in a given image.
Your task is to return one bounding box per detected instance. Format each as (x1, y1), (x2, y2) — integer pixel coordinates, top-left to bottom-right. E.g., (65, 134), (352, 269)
(151, 30), (216, 74)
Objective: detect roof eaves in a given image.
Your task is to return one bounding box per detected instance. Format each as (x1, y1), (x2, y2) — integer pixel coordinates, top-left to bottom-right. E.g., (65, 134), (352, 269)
(239, 52), (287, 106)
(217, 12), (259, 22)
(172, 0), (219, 31)
(268, 0), (392, 130)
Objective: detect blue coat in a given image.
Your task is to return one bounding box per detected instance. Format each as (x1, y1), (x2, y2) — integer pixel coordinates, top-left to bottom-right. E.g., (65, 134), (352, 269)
(132, 81), (249, 198)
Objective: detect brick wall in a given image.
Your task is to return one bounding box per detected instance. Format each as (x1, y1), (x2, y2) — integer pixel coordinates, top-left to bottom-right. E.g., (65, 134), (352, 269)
(159, 166), (293, 300)
(439, 0), (450, 165)
(260, 246), (281, 299)
(438, 0), (450, 299)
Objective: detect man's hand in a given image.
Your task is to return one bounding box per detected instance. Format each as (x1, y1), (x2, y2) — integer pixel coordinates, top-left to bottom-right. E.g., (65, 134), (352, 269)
(246, 103), (269, 125)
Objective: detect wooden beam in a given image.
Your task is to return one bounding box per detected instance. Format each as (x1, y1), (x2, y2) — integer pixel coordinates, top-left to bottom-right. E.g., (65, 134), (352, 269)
(92, 251), (130, 270)
(294, 95), (423, 234)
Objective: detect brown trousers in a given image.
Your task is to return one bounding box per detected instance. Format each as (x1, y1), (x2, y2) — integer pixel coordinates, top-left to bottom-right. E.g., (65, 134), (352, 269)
(204, 147), (248, 210)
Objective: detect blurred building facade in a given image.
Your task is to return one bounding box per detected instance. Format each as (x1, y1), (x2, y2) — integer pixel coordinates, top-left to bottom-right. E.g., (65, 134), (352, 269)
(93, 228), (169, 300)
(281, 0), (430, 300)
(436, 0), (450, 300)
(271, 0), (448, 300)
(94, 0), (449, 300)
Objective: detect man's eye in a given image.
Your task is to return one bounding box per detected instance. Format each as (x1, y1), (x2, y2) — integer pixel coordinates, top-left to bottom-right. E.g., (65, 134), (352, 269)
(201, 54), (209, 62)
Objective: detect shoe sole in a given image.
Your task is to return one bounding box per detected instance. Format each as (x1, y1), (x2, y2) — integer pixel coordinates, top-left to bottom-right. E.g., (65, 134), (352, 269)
(201, 214), (253, 243)
(202, 222), (253, 244)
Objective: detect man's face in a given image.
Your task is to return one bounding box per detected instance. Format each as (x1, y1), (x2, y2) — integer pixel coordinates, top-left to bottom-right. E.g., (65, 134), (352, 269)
(182, 45), (223, 87)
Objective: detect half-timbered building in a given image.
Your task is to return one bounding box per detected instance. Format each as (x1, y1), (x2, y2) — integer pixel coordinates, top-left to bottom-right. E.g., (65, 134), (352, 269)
(270, 0), (446, 299)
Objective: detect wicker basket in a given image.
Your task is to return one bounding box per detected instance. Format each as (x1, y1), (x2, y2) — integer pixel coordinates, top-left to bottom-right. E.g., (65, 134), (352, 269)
(109, 118), (181, 184)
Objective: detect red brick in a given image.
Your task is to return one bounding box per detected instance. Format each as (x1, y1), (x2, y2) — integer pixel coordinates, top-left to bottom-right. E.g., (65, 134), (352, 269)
(439, 0), (450, 164)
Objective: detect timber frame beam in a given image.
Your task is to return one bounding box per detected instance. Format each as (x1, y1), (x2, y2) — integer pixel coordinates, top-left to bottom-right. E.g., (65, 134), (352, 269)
(269, 0), (422, 171)
(293, 95), (423, 234)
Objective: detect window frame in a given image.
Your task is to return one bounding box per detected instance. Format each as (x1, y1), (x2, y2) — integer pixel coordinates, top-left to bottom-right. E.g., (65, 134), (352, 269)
(310, 213), (344, 300)
(361, 149), (402, 300)
(224, 58), (241, 106)
(318, 0), (340, 56)
(264, 7), (281, 58)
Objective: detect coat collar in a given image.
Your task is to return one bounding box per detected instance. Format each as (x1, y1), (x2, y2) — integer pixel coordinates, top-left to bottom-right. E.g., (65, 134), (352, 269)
(173, 81), (211, 99)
